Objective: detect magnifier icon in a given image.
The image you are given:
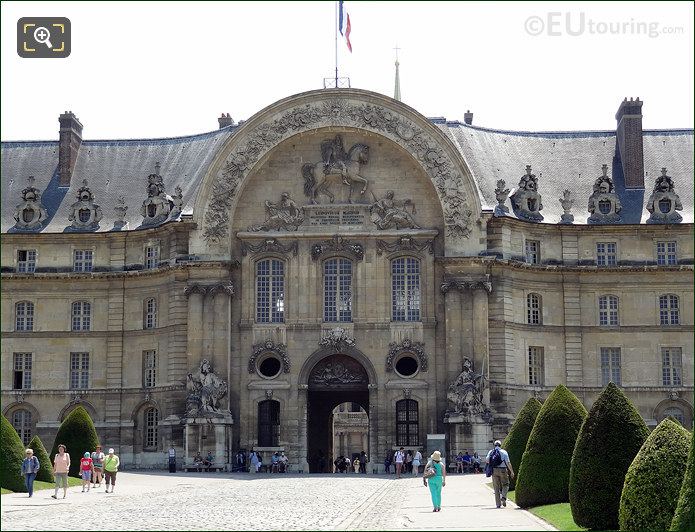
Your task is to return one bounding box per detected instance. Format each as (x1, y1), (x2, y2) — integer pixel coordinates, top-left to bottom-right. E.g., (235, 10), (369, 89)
(33, 26), (53, 49)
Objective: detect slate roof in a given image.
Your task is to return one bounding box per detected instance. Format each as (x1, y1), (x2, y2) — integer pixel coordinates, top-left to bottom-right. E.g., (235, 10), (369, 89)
(1, 117), (693, 233)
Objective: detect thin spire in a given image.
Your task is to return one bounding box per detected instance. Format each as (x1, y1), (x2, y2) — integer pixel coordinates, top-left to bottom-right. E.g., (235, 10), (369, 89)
(393, 45), (401, 101)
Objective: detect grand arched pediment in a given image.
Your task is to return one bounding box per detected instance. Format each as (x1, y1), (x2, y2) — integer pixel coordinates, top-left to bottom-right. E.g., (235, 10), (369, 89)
(194, 89), (482, 255)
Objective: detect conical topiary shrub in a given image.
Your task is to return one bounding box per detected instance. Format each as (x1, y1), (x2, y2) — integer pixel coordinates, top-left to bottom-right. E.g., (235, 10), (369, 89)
(619, 418), (691, 531)
(28, 434), (54, 483)
(569, 382), (649, 530)
(515, 384), (587, 508)
(1, 414), (28, 492)
(670, 426), (694, 531)
(50, 406), (100, 478)
(503, 396), (542, 491)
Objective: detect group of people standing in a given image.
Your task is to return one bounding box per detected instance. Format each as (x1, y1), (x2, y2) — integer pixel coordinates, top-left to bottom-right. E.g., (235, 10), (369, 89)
(20, 444), (119, 498)
(385, 447), (423, 477)
(333, 450), (368, 474)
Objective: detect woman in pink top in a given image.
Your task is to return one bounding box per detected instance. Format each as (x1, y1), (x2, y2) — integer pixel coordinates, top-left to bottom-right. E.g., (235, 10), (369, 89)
(52, 444), (71, 499)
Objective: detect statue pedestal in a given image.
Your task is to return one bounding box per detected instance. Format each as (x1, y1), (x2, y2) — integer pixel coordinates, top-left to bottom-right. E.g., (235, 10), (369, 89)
(444, 414), (493, 456)
(183, 413), (234, 468)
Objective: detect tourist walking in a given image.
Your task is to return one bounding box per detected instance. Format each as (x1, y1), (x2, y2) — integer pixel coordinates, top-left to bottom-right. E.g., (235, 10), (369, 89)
(249, 451), (259, 474)
(21, 448), (40, 497)
(405, 450), (413, 474)
(359, 451), (368, 474)
(92, 445), (105, 486)
(103, 448), (120, 493)
(168, 445), (177, 473)
(486, 440), (514, 508)
(383, 451), (392, 474)
(52, 444), (70, 499)
(80, 452), (94, 492)
(394, 447), (405, 478)
(423, 450), (446, 512)
(353, 456), (360, 474)
(412, 449), (422, 476)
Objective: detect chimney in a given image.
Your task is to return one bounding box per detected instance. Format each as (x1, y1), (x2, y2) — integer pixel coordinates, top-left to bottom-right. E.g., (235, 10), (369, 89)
(463, 110), (473, 125)
(58, 111), (83, 186)
(218, 113), (234, 129)
(615, 97), (644, 189)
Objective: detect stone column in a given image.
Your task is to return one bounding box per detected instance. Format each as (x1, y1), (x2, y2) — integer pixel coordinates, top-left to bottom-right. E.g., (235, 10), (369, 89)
(184, 286), (205, 364)
(210, 282), (234, 382)
(472, 288), (490, 385)
(297, 386), (309, 473)
(368, 386), (378, 473)
(202, 292), (214, 362)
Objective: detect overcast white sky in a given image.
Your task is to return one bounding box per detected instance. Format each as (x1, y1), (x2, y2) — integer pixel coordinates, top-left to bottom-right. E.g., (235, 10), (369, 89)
(1, 1), (693, 140)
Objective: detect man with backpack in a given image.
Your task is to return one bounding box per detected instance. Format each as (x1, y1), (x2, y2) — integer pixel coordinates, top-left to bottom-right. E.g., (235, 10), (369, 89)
(486, 440), (515, 508)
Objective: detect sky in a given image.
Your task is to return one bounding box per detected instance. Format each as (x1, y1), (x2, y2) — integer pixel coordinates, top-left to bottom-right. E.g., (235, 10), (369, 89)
(1, 1), (693, 141)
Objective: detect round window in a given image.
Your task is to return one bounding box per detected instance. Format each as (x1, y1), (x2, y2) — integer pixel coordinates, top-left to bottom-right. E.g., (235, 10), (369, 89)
(257, 355), (282, 379)
(394, 355), (419, 378)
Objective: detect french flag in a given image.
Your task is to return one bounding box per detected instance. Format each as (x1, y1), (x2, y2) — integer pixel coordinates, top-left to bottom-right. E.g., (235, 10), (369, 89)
(338, 0), (352, 52)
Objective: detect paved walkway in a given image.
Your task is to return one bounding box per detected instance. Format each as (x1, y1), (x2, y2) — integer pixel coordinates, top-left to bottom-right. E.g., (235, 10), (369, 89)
(1, 472), (554, 531)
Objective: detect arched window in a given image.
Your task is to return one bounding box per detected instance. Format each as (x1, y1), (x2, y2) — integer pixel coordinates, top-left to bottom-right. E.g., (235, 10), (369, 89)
(256, 259), (285, 323)
(598, 295), (619, 326)
(663, 407), (685, 426)
(526, 294), (542, 325)
(396, 399), (419, 446)
(71, 301), (91, 331)
(15, 301), (34, 331)
(144, 407), (159, 449)
(324, 258), (352, 322)
(659, 294), (680, 325)
(258, 400), (280, 447)
(391, 258), (421, 322)
(12, 409), (32, 445)
(144, 298), (157, 329)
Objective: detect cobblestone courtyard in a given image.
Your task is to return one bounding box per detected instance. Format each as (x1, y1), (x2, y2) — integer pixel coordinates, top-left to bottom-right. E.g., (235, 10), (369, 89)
(1, 472), (553, 531)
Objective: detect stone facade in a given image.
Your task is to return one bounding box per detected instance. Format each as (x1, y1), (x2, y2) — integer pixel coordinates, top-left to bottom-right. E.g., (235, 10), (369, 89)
(1, 89), (693, 471)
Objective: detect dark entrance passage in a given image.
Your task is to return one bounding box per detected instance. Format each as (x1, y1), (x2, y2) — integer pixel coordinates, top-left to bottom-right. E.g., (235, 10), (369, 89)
(306, 354), (369, 473)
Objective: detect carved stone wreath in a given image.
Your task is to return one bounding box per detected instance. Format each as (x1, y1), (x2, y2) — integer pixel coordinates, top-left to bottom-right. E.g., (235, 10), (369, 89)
(311, 235), (364, 261)
(240, 239), (298, 257)
(249, 339), (291, 374)
(385, 339), (428, 372)
(376, 236), (434, 255)
(203, 98), (474, 242)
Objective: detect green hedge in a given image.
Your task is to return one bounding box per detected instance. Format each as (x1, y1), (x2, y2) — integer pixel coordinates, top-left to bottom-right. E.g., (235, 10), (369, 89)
(1, 415), (28, 492)
(515, 385), (587, 508)
(670, 429), (694, 531)
(28, 435), (54, 483)
(50, 406), (100, 478)
(619, 418), (691, 531)
(569, 382), (649, 530)
(503, 396), (542, 491)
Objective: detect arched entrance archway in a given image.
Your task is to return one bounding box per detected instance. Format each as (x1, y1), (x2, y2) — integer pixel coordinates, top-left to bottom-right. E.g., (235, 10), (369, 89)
(306, 354), (369, 473)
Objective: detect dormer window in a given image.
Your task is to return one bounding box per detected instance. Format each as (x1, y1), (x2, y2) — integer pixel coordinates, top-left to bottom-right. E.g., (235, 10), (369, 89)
(68, 180), (102, 230)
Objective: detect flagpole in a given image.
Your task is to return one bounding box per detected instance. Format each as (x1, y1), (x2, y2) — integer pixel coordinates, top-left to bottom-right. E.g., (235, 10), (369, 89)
(334, 1), (339, 86)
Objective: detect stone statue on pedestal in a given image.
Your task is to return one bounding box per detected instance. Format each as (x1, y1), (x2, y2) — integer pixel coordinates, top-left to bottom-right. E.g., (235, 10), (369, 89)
(446, 357), (486, 417)
(186, 359), (228, 416)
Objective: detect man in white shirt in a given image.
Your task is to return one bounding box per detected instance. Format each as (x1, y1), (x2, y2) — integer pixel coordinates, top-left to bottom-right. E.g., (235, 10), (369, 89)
(394, 447), (405, 478)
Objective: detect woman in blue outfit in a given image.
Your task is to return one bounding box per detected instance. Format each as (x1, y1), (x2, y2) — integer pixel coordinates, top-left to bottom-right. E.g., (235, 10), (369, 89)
(423, 450), (446, 512)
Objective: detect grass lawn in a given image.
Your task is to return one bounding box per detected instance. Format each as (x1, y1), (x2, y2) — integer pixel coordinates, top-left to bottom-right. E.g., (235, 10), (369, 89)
(491, 487), (586, 531)
(2, 477), (82, 495)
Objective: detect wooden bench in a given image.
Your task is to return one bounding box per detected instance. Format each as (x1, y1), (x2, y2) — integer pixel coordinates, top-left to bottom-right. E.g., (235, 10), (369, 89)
(183, 463), (225, 472)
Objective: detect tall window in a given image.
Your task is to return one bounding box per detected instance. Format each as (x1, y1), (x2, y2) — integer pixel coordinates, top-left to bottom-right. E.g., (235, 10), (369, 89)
(596, 242), (617, 266)
(525, 240), (540, 264)
(144, 298), (157, 329)
(662, 347), (683, 386)
(258, 400), (280, 447)
(600, 347), (621, 386)
(598, 295), (619, 326)
(528, 347), (544, 385)
(15, 301), (34, 331)
(392, 258), (421, 322)
(144, 408), (159, 448)
(656, 241), (677, 265)
(396, 399), (419, 446)
(12, 410), (32, 445)
(527, 294), (542, 325)
(256, 259), (285, 323)
(324, 258), (352, 322)
(71, 301), (91, 331)
(70, 352), (90, 389)
(73, 249), (94, 272)
(17, 249), (36, 273)
(659, 295), (680, 325)
(144, 245), (159, 269)
(143, 350), (156, 388)
(13, 353), (32, 390)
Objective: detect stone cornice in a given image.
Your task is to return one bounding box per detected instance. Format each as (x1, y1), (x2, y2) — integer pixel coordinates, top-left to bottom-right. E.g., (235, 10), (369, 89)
(440, 274), (493, 293)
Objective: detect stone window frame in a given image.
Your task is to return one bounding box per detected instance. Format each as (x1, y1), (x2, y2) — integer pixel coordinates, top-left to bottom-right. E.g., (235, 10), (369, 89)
(526, 293), (542, 325)
(257, 399), (281, 447)
(598, 294), (620, 327)
(599, 346), (622, 386)
(11, 409), (33, 446)
(69, 351), (90, 390)
(661, 346), (683, 387)
(595, 241), (618, 266)
(254, 256), (286, 324)
(13, 352), (32, 390)
(390, 256), (422, 323)
(144, 406), (159, 450)
(143, 241), (160, 270)
(143, 297), (158, 330)
(15, 300), (35, 332)
(322, 256), (354, 324)
(654, 239), (678, 266)
(395, 398), (419, 447)
(524, 239), (541, 265)
(528, 346), (544, 386)
(143, 349), (157, 388)
(16, 248), (37, 273)
(659, 294), (680, 325)
(70, 300), (92, 331)
(72, 247), (95, 273)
